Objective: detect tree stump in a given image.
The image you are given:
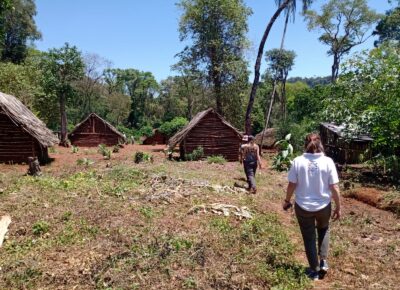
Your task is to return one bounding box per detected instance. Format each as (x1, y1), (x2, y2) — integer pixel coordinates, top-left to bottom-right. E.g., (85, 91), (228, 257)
(27, 157), (42, 176)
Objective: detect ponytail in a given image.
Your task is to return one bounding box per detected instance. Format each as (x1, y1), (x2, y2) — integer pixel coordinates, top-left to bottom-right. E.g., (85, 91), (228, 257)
(305, 133), (324, 154)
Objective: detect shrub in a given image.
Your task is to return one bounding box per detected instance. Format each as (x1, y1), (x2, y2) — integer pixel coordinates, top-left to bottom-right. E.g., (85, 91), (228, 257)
(76, 158), (94, 166)
(112, 145), (120, 153)
(273, 134), (294, 172)
(140, 125), (154, 138)
(159, 117), (188, 137)
(185, 146), (204, 161)
(207, 155), (226, 164)
(134, 151), (153, 164)
(71, 146), (79, 153)
(32, 221), (50, 236)
(98, 144), (111, 160)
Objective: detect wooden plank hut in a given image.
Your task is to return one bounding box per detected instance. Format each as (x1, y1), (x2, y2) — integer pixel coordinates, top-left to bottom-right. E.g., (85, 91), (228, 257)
(0, 92), (58, 163)
(168, 108), (243, 161)
(142, 129), (168, 145)
(69, 113), (125, 147)
(255, 128), (276, 149)
(320, 122), (373, 164)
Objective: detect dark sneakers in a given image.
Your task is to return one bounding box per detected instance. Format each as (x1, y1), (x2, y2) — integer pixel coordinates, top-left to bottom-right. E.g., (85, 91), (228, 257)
(320, 259), (329, 273)
(307, 270), (319, 281)
(306, 269), (319, 281)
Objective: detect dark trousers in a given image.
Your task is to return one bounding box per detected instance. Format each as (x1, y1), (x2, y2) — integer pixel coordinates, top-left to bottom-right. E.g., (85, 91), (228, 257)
(295, 203), (331, 271)
(243, 161), (257, 189)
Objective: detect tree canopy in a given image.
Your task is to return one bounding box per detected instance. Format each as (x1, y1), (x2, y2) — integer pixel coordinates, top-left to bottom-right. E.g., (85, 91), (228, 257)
(305, 0), (380, 82)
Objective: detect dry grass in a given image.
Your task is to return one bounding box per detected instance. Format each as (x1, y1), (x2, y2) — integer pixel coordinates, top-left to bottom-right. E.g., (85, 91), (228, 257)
(0, 145), (399, 289)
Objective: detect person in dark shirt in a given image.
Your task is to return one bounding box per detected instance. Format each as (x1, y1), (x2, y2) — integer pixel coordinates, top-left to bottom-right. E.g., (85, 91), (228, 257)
(239, 135), (262, 193)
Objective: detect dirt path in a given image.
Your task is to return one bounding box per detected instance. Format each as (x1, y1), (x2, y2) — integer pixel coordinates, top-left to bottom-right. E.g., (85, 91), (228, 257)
(253, 163), (400, 290)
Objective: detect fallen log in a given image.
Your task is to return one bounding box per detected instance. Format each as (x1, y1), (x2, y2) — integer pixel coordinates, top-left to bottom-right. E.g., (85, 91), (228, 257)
(0, 215), (11, 247)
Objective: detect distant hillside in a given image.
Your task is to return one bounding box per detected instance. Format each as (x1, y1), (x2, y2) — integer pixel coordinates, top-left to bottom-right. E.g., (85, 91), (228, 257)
(287, 76), (330, 87)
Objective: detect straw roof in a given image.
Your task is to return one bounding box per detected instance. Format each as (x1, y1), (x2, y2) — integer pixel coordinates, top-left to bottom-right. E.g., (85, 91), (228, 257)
(70, 113), (125, 139)
(168, 108), (243, 150)
(0, 92), (58, 147)
(255, 128), (277, 148)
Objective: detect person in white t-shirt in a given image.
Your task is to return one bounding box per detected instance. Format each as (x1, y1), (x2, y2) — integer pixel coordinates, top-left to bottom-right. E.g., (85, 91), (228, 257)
(283, 133), (341, 281)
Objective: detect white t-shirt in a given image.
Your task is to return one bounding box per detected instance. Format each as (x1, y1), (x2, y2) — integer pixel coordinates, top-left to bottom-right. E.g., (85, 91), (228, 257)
(288, 153), (339, 212)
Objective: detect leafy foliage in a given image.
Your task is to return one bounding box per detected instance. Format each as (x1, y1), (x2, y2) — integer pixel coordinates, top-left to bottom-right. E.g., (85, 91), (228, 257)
(177, 0), (251, 115)
(134, 151), (153, 164)
(273, 134), (294, 171)
(185, 146), (204, 161)
(98, 144), (112, 160)
(305, 0), (380, 81)
(323, 44), (400, 155)
(159, 117), (188, 137)
(0, 0), (41, 63)
(32, 221), (50, 236)
(373, 6), (400, 47)
(206, 155), (227, 164)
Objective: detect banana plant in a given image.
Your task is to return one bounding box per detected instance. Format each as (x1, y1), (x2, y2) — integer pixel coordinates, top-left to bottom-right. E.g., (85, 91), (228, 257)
(273, 133), (294, 171)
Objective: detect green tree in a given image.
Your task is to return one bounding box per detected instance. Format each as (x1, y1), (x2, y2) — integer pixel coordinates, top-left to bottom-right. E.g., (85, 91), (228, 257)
(323, 43), (400, 158)
(245, 0), (313, 134)
(0, 51), (43, 107)
(0, 0), (41, 63)
(103, 68), (159, 128)
(177, 0), (251, 115)
(373, 6), (400, 47)
(41, 43), (84, 146)
(305, 0), (380, 82)
(265, 49), (296, 119)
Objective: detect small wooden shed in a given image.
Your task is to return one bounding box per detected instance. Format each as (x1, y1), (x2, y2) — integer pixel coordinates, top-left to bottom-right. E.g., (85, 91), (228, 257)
(0, 92), (58, 163)
(142, 129), (168, 145)
(69, 113), (125, 147)
(168, 108), (243, 161)
(320, 122), (373, 164)
(255, 128), (276, 149)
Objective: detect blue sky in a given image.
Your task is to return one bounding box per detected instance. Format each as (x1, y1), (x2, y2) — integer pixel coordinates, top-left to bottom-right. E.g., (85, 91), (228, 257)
(34, 0), (392, 81)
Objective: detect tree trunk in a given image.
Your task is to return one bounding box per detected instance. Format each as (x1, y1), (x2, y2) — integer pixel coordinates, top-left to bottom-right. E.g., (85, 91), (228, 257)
(259, 81), (277, 150)
(244, 0), (290, 134)
(259, 10), (290, 151)
(59, 91), (69, 147)
(331, 53), (339, 83)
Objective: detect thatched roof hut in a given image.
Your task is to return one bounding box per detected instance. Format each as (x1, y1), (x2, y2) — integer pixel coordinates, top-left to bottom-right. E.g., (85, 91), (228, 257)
(143, 129), (168, 145)
(0, 92), (58, 163)
(168, 108), (243, 161)
(255, 128), (276, 148)
(320, 122), (373, 164)
(69, 113), (125, 147)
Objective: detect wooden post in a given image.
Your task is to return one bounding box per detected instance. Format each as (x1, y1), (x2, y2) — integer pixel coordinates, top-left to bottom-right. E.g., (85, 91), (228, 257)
(27, 157), (42, 176)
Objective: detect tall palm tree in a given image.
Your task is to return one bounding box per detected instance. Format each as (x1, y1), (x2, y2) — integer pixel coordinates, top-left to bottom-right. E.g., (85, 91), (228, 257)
(244, 0), (313, 134)
(259, 1), (295, 150)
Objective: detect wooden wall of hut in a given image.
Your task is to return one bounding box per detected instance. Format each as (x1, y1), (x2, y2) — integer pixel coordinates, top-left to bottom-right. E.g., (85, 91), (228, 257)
(0, 111), (47, 163)
(320, 124), (372, 164)
(142, 130), (168, 145)
(69, 115), (122, 147)
(181, 112), (241, 161)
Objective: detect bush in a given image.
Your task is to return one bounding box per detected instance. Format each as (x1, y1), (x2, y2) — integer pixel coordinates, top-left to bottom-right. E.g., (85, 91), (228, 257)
(98, 144), (111, 160)
(159, 117), (188, 137)
(134, 151), (153, 164)
(185, 146), (204, 161)
(277, 118), (318, 154)
(140, 125), (154, 138)
(71, 146), (79, 153)
(273, 134), (294, 172)
(76, 158), (94, 166)
(32, 221), (50, 236)
(207, 155), (226, 164)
